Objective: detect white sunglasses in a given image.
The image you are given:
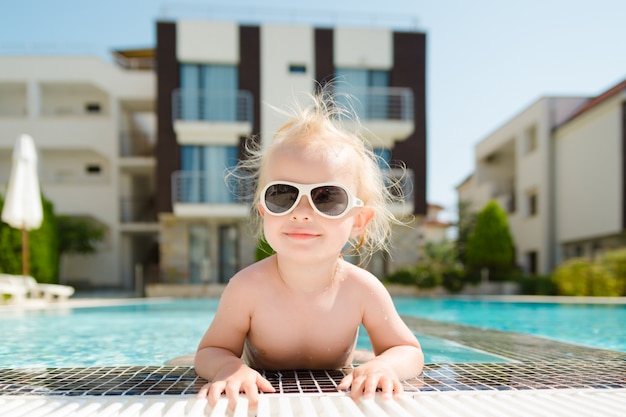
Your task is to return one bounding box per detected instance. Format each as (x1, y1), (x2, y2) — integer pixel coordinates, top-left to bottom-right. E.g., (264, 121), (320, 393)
(260, 181), (364, 219)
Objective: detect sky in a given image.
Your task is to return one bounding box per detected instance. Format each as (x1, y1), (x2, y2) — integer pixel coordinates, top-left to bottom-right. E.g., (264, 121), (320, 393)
(3, 0), (626, 222)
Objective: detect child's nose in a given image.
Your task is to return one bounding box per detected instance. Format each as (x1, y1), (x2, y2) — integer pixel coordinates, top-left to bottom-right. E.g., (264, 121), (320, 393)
(290, 196), (314, 220)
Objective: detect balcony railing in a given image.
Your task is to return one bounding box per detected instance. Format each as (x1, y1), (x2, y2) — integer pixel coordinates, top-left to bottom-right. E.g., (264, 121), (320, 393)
(172, 171), (255, 205)
(172, 89), (253, 124)
(172, 169), (413, 207)
(120, 197), (157, 223)
(336, 87), (414, 122)
(119, 131), (155, 157)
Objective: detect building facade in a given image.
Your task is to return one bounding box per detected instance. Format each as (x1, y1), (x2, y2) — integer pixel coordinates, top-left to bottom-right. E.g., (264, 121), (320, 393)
(458, 79), (626, 275)
(0, 54), (156, 291)
(154, 20), (428, 286)
(0, 18), (430, 291)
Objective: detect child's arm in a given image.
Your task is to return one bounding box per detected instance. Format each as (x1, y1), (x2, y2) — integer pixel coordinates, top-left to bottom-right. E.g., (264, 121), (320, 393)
(338, 276), (424, 400)
(194, 276), (276, 409)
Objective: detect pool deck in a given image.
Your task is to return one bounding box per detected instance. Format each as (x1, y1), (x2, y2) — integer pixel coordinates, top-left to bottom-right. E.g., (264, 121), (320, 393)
(1, 296), (625, 415)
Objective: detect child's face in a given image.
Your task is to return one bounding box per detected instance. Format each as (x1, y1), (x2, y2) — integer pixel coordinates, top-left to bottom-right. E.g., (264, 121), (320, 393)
(258, 143), (371, 264)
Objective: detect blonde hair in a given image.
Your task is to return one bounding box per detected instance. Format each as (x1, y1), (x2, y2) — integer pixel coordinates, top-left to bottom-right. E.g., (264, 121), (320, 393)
(228, 87), (405, 264)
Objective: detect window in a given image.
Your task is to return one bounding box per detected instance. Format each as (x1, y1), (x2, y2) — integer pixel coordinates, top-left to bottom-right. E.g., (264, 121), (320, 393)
(180, 145), (238, 204)
(180, 64), (238, 121)
(85, 103), (101, 113)
(525, 251), (537, 274)
(334, 68), (390, 120)
(289, 64), (306, 74)
(189, 224), (210, 284)
(86, 164), (101, 174)
(526, 190), (537, 217)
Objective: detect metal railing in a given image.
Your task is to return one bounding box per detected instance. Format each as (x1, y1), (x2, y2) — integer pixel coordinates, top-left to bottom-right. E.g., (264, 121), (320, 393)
(120, 196), (157, 223)
(172, 171), (255, 205)
(172, 89), (253, 124)
(336, 87), (414, 122)
(119, 131), (155, 157)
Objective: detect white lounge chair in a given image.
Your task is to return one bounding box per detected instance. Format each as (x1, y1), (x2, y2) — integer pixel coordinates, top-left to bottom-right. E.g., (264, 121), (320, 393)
(0, 274), (28, 304)
(0, 274), (75, 303)
(21, 276), (75, 301)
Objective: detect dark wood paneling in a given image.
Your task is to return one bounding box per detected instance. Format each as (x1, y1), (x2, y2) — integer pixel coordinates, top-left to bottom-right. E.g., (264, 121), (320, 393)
(390, 31), (427, 215)
(314, 28), (334, 89)
(156, 22), (180, 214)
(239, 26), (261, 153)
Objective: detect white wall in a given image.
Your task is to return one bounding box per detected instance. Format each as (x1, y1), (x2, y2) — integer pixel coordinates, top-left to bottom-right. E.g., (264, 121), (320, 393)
(260, 24), (315, 147)
(555, 94), (623, 244)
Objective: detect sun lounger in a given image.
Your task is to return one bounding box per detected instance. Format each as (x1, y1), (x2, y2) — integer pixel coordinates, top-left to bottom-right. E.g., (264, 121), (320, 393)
(0, 275), (28, 304)
(0, 274), (74, 303)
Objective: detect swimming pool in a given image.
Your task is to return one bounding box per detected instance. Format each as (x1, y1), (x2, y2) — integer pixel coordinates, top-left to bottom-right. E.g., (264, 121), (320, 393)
(0, 298), (623, 368)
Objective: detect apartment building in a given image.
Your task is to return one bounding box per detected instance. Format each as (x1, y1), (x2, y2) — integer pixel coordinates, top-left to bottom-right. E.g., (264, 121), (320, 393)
(154, 20), (427, 287)
(0, 54), (156, 290)
(0, 18), (429, 291)
(458, 79), (626, 275)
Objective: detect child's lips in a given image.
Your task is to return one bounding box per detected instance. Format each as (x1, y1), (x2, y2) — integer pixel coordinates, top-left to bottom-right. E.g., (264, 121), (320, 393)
(284, 230), (321, 240)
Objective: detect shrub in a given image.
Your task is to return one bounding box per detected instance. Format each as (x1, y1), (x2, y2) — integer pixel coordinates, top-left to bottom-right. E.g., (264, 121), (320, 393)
(442, 268), (466, 293)
(384, 267), (416, 286)
(519, 274), (558, 295)
(414, 265), (441, 289)
(552, 257), (621, 296)
(599, 249), (626, 296)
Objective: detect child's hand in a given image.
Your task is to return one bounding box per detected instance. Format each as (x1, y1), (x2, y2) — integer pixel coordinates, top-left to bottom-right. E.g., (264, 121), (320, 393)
(338, 362), (404, 401)
(197, 363), (276, 410)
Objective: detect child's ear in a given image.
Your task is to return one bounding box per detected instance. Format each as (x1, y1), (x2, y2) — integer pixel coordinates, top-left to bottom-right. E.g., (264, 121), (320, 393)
(351, 207), (374, 238)
(257, 202), (266, 217)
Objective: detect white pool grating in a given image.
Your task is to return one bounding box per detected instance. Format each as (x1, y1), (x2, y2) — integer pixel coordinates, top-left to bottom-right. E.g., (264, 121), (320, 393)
(1, 389), (625, 417)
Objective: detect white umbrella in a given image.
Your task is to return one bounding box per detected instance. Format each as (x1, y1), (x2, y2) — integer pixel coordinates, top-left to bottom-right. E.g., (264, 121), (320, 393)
(1, 134), (43, 276)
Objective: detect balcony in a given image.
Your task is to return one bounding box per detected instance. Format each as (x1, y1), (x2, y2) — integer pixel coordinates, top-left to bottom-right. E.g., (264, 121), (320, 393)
(338, 87), (415, 147)
(119, 130), (155, 157)
(171, 169), (414, 218)
(171, 171), (253, 217)
(172, 89), (253, 146)
(120, 196), (158, 224)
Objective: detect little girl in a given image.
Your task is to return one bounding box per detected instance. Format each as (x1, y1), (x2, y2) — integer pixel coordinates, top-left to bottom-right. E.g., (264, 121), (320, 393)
(194, 89), (424, 410)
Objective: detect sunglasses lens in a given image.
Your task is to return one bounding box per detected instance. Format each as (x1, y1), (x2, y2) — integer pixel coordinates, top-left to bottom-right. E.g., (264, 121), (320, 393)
(264, 184), (299, 213)
(311, 186), (348, 216)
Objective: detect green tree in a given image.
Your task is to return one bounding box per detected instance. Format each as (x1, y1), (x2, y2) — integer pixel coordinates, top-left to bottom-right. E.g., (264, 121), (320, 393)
(57, 216), (105, 255)
(466, 200), (514, 280)
(0, 194), (105, 284)
(0, 194), (59, 283)
(455, 199), (476, 265)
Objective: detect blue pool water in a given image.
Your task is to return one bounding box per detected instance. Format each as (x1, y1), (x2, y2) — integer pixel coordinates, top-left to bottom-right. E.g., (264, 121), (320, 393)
(0, 298), (623, 368)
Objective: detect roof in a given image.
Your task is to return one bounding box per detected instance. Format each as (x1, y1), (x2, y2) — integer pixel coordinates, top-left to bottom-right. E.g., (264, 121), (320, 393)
(560, 79), (626, 126)
(110, 48), (155, 70)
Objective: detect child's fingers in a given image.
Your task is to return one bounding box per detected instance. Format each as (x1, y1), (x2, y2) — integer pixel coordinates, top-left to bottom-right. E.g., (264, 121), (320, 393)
(378, 376), (394, 400)
(241, 380), (260, 408)
(337, 373), (353, 391)
(362, 375), (381, 399)
(225, 381), (244, 410)
(207, 382), (226, 407)
(196, 382), (210, 399)
(392, 379), (404, 398)
(257, 375), (277, 393)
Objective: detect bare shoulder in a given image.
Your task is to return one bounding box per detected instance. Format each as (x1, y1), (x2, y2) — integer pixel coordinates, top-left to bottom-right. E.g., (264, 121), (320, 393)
(339, 260), (390, 299)
(222, 256), (278, 298)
